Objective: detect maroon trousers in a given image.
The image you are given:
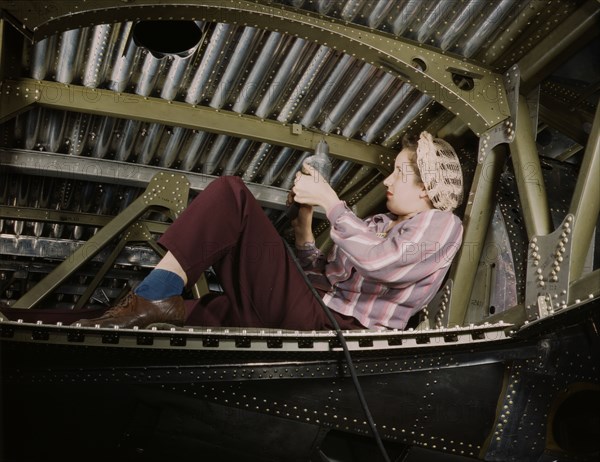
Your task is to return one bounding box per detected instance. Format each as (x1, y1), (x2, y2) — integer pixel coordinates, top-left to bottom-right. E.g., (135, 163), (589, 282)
(159, 176), (363, 331)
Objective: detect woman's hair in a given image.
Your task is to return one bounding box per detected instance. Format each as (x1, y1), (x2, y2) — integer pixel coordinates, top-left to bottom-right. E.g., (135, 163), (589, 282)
(401, 134), (419, 150)
(401, 134), (423, 184)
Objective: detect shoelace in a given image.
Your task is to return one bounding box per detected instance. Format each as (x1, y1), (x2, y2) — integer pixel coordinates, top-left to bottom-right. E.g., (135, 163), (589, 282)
(103, 292), (137, 317)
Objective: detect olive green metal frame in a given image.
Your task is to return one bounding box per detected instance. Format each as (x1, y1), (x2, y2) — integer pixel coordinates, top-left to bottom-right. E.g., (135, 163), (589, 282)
(0, 148), (332, 220)
(0, 204), (170, 235)
(448, 90), (600, 327)
(11, 172), (192, 309)
(1, 0), (510, 137)
(0, 79), (396, 171)
(519, 102), (600, 322)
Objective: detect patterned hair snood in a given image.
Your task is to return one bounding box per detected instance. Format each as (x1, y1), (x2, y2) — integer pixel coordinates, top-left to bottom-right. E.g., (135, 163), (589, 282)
(416, 131), (464, 212)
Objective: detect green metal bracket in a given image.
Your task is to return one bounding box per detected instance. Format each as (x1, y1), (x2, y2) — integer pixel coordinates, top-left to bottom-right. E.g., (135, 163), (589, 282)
(476, 65), (520, 163)
(524, 214), (575, 321)
(11, 171), (190, 309)
(0, 80), (37, 124)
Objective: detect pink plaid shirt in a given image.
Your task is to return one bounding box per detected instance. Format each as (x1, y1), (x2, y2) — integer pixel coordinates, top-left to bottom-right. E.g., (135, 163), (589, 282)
(297, 201), (463, 330)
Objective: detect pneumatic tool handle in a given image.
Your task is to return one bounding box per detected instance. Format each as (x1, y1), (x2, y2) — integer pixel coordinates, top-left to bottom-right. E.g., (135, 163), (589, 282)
(287, 140), (332, 221)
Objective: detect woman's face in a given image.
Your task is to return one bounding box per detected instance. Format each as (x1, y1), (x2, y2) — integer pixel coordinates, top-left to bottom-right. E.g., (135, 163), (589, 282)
(382, 149), (429, 218)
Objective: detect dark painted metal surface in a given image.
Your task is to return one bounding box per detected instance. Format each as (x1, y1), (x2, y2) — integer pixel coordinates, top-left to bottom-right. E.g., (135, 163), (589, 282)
(2, 299), (599, 461)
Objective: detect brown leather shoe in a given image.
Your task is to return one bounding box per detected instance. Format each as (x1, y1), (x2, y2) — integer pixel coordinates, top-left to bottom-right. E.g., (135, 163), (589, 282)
(74, 292), (185, 328)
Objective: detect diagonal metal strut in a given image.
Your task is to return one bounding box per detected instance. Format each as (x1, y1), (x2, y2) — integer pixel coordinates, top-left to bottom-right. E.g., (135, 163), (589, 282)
(11, 172), (190, 309)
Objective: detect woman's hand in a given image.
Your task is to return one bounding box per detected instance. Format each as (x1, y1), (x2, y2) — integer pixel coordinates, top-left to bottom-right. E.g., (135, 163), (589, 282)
(292, 163), (340, 213)
(288, 182), (315, 246)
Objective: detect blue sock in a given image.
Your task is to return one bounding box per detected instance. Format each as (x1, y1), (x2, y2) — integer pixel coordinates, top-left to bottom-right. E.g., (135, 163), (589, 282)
(134, 269), (185, 300)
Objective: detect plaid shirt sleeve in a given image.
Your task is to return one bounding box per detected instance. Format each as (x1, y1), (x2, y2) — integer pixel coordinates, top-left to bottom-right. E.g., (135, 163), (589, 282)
(295, 241), (325, 270)
(326, 201), (462, 286)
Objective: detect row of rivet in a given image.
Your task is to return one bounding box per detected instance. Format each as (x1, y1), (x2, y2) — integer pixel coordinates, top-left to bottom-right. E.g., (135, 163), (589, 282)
(478, 119), (515, 163)
(170, 381), (480, 456)
(529, 216), (574, 315)
(142, 173), (187, 213)
(435, 286), (451, 329)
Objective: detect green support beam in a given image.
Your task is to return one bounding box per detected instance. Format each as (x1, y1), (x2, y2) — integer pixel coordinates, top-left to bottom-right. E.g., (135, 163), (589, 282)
(1, 78), (395, 171)
(508, 95), (553, 240)
(0, 148), (328, 217)
(568, 102), (600, 282)
(446, 146), (508, 327)
(0, 205), (170, 235)
(1, 0), (510, 136)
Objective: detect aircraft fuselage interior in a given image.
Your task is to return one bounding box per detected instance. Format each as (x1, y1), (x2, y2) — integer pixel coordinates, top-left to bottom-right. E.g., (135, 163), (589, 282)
(0, 1), (599, 461)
